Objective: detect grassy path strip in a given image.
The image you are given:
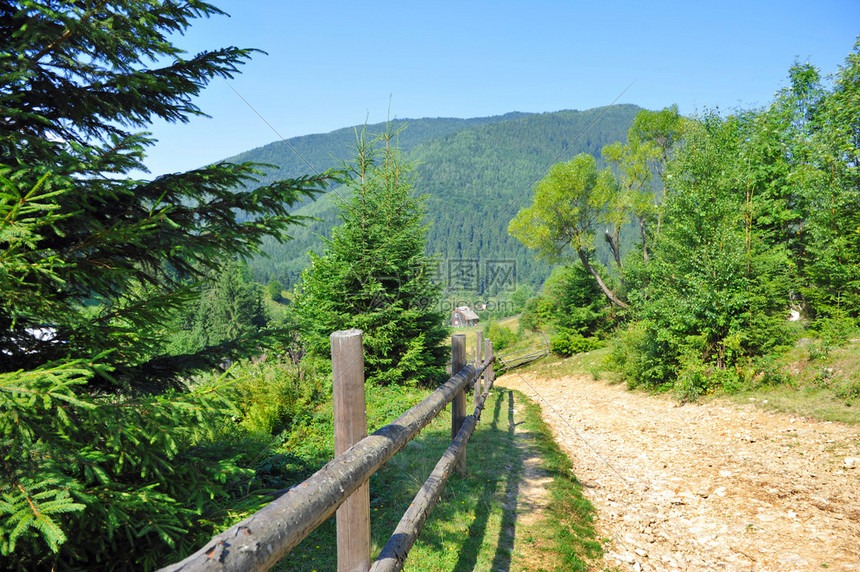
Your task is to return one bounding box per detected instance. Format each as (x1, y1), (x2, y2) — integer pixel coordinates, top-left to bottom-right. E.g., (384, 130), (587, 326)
(274, 387), (601, 571)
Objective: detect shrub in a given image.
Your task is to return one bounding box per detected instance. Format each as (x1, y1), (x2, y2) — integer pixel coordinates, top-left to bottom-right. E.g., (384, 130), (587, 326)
(228, 357), (326, 435)
(485, 320), (518, 352)
(551, 330), (602, 357)
(835, 378), (860, 403)
(608, 322), (676, 389)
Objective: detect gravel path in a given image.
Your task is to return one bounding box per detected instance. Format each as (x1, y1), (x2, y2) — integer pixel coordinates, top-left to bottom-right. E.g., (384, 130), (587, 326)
(498, 372), (860, 571)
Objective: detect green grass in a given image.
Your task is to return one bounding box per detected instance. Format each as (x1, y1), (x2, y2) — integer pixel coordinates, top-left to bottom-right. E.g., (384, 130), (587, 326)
(524, 346), (616, 382)
(724, 385), (860, 425)
(512, 391), (603, 571)
(272, 386), (601, 571)
(512, 337), (860, 426)
(452, 315), (548, 359)
(711, 340), (860, 425)
(719, 338), (860, 425)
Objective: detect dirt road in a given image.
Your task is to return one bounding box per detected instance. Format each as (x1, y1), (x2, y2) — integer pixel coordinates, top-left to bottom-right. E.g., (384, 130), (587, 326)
(498, 372), (860, 571)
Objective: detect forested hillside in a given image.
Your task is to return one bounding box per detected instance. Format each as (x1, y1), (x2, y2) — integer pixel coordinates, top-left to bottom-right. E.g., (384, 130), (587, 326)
(237, 106), (641, 290)
(227, 113), (527, 186)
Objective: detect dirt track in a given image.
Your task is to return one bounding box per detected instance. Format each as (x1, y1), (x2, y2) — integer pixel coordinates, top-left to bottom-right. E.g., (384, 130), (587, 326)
(498, 372), (860, 571)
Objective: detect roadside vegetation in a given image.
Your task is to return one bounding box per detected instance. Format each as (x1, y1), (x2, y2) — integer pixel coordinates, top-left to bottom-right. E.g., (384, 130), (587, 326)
(512, 40), (860, 407)
(519, 338), (860, 426)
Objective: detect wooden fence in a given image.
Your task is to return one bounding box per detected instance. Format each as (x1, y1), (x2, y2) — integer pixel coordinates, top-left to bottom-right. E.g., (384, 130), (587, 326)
(160, 331), (495, 572)
(495, 338), (551, 372)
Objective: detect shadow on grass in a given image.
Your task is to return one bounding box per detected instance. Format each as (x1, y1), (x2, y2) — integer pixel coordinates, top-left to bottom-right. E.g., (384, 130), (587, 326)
(274, 388), (548, 571)
(450, 389), (522, 572)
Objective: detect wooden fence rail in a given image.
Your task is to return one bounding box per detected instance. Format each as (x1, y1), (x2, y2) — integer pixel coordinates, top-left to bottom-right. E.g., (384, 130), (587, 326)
(160, 332), (495, 572)
(496, 340), (550, 372)
(372, 337), (495, 572)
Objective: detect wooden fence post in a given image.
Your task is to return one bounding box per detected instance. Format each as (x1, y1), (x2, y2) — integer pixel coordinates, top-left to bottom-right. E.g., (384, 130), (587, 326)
(485, 339), (494, 390)
(451, 334), (467, 475)
(332, 329), (370, 572)
(474, 330), (483, 409)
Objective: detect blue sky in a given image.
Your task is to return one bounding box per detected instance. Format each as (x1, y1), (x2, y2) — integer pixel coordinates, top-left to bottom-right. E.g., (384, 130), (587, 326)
(141, 0), (860, 177)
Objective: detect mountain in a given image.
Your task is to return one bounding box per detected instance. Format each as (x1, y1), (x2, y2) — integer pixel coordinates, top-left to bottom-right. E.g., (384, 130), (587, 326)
(231, 105), (642, 295)
(228, 114), (529, 186)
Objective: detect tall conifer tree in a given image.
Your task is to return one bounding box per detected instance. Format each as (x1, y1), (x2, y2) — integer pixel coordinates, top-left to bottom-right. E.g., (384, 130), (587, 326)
(291, 127), (448, 385)
(0, 2), (335, 566)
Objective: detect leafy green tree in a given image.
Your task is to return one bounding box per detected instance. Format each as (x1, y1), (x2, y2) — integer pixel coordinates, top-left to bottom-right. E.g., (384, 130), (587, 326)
(629, 105), (685, 171)
(0, 2), (335, 567)
(800, 41), (860, 321)
(602, 105), (685, 264)
(267, 277), (284, 301)
(613, 46), (860, 393)
(620, 112), (792, 389)
(291, 128), (449, 385)
(508, 153), (629, 308)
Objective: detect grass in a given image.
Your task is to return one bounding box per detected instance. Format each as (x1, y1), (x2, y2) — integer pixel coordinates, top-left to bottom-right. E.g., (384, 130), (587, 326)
(511, 391), (603, 571)
(690, 334), (860, 425)
(512, 336), (860, 426)
(272, 385), (601, 571)
(524, 346), (616, 382)
(453, 315), (548, 359)
(261, 294), (289, 322)
(719, 338), (860, 425)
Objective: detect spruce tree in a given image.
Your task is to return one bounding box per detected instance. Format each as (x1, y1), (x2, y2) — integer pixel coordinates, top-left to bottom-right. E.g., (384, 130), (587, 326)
(0, 0), (336, 381)
(291, 127), (449, 385)
(0, 2), (336, 567)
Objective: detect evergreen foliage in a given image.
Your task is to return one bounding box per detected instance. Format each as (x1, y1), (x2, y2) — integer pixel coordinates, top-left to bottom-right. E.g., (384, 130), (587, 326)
(0, 0), (337, 383)
(291, 128), (449, 385)
(0, 363), (257, 569)
(0, 1), (335, 566)
(167, 259), (269, 357)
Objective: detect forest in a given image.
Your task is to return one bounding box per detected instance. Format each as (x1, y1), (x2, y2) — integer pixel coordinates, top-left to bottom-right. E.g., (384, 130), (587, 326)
(1, 0), (858, 569)
(239, 105), (641, 293)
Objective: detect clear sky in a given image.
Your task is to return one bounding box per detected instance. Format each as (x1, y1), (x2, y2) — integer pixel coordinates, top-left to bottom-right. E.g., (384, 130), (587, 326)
(141, 0), (860, 177)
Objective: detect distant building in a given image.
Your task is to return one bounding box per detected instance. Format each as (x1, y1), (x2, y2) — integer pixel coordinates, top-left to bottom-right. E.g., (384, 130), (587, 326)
(451, 306), (479, 328)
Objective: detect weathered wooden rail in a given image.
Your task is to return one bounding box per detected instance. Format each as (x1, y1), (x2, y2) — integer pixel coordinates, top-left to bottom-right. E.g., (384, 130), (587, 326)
(160, 331), (495, 572)
(496, 340), (550, 371)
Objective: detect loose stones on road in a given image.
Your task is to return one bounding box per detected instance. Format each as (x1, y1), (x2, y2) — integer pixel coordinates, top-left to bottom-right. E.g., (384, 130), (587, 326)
(498, 372), (860, 571)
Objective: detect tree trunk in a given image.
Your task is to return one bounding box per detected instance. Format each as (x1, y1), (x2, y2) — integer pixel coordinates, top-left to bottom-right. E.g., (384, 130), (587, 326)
(577, 249), (630, 309)
(639, 218), (649, 263)
(604, 228), (623, 271)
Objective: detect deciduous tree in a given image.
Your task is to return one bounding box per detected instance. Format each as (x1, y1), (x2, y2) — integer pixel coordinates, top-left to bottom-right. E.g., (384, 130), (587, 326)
(508, 153), (629, 308)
